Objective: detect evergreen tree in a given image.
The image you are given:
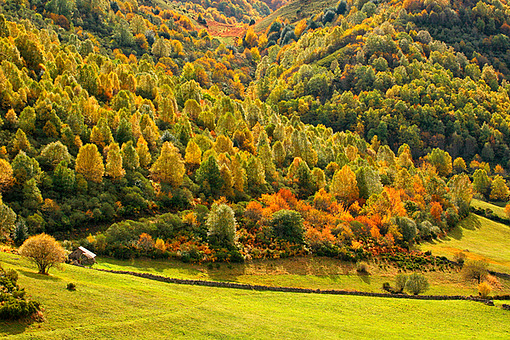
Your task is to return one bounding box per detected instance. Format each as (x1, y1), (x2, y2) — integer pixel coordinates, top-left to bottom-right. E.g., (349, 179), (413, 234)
(196, 155), (223, 195)
(12, 151), (41, 185)
(53, 161), (75, 192)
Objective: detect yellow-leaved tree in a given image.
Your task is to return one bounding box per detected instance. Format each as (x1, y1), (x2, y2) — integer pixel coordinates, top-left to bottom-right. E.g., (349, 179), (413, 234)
(19, 233), (66, 274)
(105, 142), (125, 180)
(0, 158), (14, 192)
(330, 165), (359, 204)
(150, 141), (185, 187)
(75, 144), (105, 183)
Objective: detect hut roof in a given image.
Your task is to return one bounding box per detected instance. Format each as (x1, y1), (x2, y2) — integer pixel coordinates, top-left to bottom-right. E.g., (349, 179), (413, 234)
(78, 246), (96, 259)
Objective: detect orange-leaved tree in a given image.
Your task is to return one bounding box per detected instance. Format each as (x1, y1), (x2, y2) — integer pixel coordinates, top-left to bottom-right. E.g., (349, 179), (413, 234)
(19, 233), (66, 274)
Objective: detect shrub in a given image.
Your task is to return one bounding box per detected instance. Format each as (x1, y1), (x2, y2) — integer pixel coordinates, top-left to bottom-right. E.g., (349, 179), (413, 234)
(356, 261), (369, 274)
(0, 265), (41, 320)
(404, 273), (429, 295)
(67, 282), (76, 291)
(382, 282), (392, 293)
(454, 251), (466, 266)
(478, 281), (492, 299)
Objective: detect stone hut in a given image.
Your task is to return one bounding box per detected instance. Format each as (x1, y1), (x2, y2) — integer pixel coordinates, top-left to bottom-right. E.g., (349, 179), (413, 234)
(69, 246), (96, 265)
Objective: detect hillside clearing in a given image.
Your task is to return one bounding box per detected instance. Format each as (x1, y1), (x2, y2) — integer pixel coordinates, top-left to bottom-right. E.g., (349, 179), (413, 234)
(254, 0), (338, 32)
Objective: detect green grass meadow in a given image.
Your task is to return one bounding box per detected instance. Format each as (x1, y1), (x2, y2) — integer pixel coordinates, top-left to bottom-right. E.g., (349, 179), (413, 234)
(471, 199), (508, 219)
(1, 251), (510, 339)
(420, 213), (510, 273)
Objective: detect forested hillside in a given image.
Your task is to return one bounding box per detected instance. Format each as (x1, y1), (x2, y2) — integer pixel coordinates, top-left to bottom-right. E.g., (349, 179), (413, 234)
(0, 0), (509, 263)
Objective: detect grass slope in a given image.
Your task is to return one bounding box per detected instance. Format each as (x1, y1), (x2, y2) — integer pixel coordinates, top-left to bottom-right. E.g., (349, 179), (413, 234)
(1, 252), (509, 339)
(96, 255), (510, 296)
(420, 214), (510, 273)
(254, 0), (338, 32)
(471, 199), (508, 219)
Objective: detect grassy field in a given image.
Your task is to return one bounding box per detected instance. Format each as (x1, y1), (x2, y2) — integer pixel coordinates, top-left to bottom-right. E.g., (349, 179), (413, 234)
(420, 213), (510, 273)
(1, 251), (510, 339)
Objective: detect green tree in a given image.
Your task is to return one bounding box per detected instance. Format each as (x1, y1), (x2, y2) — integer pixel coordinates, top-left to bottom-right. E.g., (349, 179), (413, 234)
(53, 161), (75, 192)
(23, 178), (43, 210)
(116, 117), (133, 144)
(120, 141), (139, 171)
(394, 216), (417, 244)
(356, 166), (383, 199)
(19, 107), (36, 133)
(15, 34), (43, 72)
(40, 141), (72, 169)
(271, 209), (304, 244)
(196, 155), (223, 195)
(427, 148), (452, 177)
(206, 203), (237, 248)
(473, 169), (492, 199)
(11, 151), (41, 185)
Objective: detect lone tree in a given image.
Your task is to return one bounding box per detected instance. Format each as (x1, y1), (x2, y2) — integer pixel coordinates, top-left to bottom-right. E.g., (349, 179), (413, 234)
(18, 234), (66, 274)
(462, 260), (488, 284)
